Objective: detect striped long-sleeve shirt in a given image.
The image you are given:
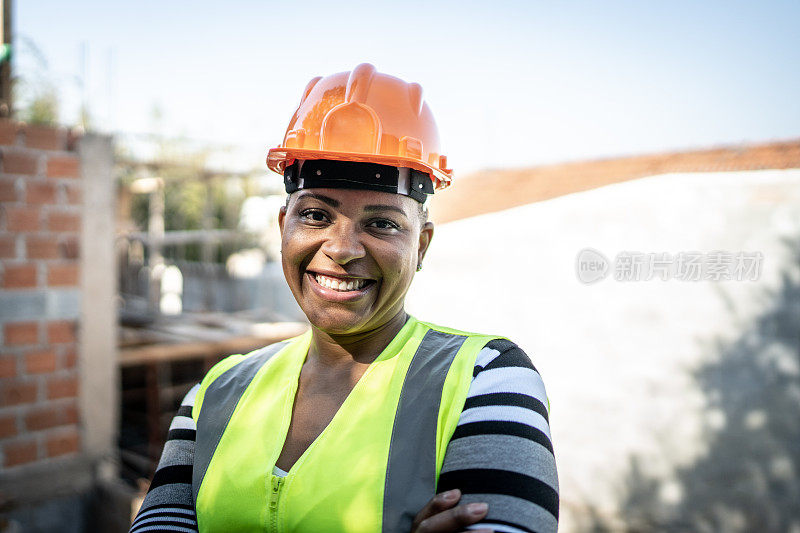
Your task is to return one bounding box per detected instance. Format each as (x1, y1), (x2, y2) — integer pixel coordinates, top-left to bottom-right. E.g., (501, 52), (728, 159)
(129, 339), (558, 533)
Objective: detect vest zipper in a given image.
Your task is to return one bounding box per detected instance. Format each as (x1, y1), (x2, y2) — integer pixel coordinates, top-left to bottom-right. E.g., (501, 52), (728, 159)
(269, 474), (285, 532)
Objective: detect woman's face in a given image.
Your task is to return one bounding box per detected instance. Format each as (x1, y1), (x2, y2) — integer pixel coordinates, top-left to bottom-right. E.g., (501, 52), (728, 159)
(278, 188), (433, 336)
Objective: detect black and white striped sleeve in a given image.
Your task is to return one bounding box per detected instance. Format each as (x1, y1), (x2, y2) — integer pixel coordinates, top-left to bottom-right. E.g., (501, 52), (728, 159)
(129, 383), (200, 533)
(437, 339), (559, 533)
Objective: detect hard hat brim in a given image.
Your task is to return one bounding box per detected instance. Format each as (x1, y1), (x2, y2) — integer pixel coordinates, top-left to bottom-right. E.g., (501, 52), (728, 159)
(267, 148), (452, 190)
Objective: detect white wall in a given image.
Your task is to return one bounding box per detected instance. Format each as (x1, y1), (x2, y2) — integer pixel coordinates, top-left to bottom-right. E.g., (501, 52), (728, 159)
(406, 169), (800, 531)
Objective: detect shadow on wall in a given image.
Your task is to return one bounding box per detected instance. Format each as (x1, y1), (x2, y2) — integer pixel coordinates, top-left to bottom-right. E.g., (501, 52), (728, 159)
(578, 232), (800, 533)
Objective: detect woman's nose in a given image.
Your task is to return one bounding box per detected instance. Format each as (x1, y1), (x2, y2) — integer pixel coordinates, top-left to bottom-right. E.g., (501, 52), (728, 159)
(320, 225), (366, 265)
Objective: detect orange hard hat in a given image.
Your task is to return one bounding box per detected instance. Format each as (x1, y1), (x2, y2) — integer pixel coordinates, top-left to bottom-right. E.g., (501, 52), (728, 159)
(267, 63), (452, 191)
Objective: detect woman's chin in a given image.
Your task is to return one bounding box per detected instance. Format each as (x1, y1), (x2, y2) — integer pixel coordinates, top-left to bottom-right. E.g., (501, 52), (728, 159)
(305, 310), (372, 336)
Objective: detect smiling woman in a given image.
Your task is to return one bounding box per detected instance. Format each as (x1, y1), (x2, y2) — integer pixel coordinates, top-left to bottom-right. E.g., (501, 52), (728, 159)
(279, 186), (430, 336)
(129, 64), (558, 533)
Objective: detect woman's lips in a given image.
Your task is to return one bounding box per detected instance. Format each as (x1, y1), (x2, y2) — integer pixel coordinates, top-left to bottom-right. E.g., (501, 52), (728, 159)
(305, 271), (376, 302)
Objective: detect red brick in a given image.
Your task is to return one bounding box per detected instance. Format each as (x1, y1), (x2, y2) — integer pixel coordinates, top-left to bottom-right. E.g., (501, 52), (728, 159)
(5, 205), (41, 231)
(26, 181), (57, 204)
(2, 263), (37, 288)
(25, 402), (76, 431)
(59, 236), (80, 259)
(47, 375), (78, 399)
(25, 235), (59, 259)
(63, 184), (82, 205)
(0, 234), (16, 258)
(63, 402), (78, 424)
(47, 263), (79, 286)
(24, 406), (59, 430)
(46, 428), (80, 458)
(0, 356), (17, 378)
(47, 211), (81, 232)
(0, 414), (17, 438)
(4, 437), (38, 467)
(47, 321), (76, 344)
(24, 125), (64, 151)
(46, 156), (79, 178)
(0, 119), (19, 145)
(66, 129), (82, 152)
(62, 349), (77, 369)
(4, 322), (39, 345)
(24, 349), (57, 374)
(0, 177), (17, 202)
(1, 151), (38, 175)
(0, 382), (37, 407)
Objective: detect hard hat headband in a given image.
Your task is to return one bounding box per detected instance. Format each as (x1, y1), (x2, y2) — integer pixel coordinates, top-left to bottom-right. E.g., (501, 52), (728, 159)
(283, 159), (434, 203)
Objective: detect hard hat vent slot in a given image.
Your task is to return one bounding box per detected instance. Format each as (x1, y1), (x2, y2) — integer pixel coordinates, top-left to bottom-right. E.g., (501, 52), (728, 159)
(346, 63), (377, 104)
(300, 77), (323, 105)
(400, 137), (423, 160)
(408, 83), (424, 116)
(285, 129), (306, 149)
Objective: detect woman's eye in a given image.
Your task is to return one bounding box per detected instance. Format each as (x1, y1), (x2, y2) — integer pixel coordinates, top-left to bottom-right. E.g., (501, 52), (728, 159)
(368, 219), (400, 231)
(300, 209), (329, 223)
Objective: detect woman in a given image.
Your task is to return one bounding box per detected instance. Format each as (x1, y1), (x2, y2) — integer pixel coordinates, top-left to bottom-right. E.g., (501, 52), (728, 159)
(129, 64), (558, 533)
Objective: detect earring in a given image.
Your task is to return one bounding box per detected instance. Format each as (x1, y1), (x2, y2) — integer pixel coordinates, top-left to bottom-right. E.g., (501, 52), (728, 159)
(416, 263), (423, 271)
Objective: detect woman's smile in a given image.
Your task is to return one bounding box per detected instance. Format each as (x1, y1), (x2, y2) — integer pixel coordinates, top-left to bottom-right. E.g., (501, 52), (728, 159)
(305, 270), (377, 302)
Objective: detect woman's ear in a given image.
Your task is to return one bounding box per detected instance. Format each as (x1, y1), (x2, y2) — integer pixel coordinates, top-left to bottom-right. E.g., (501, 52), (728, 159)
(417, 221), (434, 268)
(278, 205), (287, 237)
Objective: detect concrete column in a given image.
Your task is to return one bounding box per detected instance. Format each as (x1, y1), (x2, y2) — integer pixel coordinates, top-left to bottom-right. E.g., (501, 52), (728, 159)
(78, 134), (118, 461)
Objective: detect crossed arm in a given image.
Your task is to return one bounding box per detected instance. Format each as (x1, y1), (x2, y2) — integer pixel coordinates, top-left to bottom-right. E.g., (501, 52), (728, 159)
(129, 339), (558, 533)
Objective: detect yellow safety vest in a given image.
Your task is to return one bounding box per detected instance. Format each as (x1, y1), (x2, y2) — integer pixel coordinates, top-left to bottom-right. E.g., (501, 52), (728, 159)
(191, 315), (501, 533)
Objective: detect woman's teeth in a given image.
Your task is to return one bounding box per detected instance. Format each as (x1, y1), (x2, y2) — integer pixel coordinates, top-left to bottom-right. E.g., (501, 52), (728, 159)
(314, 274), (367, 291)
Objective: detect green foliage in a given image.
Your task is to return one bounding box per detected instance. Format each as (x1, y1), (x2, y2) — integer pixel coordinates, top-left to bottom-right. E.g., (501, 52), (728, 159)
(127, 143), (252, 263)
(23, 85), (59, 125)
(12, 37), (61, 126)
(129, 175), (246, 233)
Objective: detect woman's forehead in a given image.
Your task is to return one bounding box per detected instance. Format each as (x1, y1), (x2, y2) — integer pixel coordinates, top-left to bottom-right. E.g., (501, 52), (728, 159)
(291, 188), (415, 212)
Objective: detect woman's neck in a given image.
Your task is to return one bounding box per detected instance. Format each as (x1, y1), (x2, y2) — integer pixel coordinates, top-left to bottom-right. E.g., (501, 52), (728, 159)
(308, 310), (409, 368)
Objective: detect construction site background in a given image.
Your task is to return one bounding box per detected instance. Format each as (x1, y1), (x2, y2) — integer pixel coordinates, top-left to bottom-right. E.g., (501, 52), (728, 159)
(1, 116), (798, 531)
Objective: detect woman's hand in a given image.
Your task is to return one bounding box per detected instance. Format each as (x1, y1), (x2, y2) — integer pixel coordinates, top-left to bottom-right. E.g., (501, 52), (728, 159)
(410, 489), (493, 533)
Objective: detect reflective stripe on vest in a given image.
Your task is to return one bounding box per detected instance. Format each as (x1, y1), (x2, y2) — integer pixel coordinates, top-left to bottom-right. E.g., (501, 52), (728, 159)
(383, 329), (466, 533)
(192, 340), (288, 504)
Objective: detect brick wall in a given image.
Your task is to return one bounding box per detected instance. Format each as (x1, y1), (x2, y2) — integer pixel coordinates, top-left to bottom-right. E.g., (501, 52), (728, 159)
(0, 120), (83, 470)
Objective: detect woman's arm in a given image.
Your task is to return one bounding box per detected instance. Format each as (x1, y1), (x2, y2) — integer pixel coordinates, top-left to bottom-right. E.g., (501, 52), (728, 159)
(437, 339), (559, 533)
(128, 384), (201, 533)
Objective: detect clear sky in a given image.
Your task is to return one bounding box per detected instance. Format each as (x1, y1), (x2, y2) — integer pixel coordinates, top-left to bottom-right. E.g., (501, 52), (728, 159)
(16, 0), (800, 174)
